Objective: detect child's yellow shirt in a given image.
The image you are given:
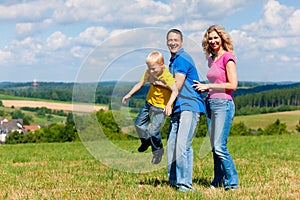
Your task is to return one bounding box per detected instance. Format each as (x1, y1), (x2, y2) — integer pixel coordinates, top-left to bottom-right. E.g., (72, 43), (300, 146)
(141, 65), (175, 109)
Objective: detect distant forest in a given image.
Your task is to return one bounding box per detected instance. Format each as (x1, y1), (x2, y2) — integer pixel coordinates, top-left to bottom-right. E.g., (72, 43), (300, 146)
(0, 81), (300, 116)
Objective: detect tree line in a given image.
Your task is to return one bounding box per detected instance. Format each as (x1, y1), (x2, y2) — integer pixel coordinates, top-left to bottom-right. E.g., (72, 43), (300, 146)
(0, 81), (299, 144)
(1, 81), (299, 115)
(3, 108), (299, 144)
(234, 87), (300, 115)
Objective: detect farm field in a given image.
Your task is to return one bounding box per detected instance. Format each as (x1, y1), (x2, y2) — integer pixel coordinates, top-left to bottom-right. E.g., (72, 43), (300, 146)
(233, 110), (300, 132)
(0, 135), (299, 199)
(2, 98), (299, 131)
(1, 100), (108, 113)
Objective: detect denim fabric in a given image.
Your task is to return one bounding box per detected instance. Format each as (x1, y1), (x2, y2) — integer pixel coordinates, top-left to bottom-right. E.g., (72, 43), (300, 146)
(167, 111), (200, 191)
(134, 101), (165, 152)
(206, 98), (238, 189)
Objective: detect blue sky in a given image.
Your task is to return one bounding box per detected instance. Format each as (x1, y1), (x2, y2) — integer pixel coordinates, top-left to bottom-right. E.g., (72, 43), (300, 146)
(1, 0), (300, 83)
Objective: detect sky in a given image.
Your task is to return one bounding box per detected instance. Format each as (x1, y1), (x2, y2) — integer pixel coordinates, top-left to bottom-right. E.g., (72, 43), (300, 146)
(1, 0), (300, 83)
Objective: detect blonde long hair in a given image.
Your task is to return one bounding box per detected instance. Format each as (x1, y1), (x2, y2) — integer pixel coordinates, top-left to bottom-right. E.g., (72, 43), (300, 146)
(202, 25), (234, 58)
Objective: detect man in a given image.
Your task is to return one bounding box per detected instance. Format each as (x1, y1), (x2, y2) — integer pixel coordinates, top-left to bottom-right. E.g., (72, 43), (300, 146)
(166, 29), (205, 192)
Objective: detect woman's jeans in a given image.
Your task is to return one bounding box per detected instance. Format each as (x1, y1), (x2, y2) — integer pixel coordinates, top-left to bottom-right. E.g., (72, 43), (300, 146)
(167, 111), (200, 190)
(206, 98), (238, 189)
(134, 101), (165, 152)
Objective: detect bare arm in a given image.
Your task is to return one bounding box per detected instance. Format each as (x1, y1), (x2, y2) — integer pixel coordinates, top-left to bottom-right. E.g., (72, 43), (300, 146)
(175, 73), (186, 91)
(122, 81), (144, 104)
(193, 60), (237, 92)
(164, 83), (178, 116)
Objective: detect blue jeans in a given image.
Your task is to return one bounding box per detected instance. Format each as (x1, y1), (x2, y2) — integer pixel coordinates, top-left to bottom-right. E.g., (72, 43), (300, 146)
(134, 101), (165, 152)
(167, 111), (200, 191)
(206, 98), (238, 189)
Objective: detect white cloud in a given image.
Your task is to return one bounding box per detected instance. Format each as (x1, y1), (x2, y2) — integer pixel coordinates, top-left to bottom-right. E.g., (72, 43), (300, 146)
(242, 0), (297, 36)
(0, 1), (57, 21)
(236, 0), (300, 66)
(7, 37), (43, 65)
(0, 0), (300, 82)
(76, 27), (109, 46)
(287, 10), (300, 34)
(70, 46), (90, 58)
(46, 31), (70, 51)
(0, 50), (12, 65)
(53, 0), (125, 23)
(15, 19), (52, 38)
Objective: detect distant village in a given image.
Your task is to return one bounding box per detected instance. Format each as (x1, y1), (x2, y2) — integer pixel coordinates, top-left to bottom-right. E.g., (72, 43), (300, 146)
(0, 117), (40, 143)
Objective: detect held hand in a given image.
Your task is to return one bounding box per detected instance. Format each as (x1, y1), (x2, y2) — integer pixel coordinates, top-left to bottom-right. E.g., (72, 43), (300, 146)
(163, 104), (172, 116)
(153, 80), (167, 87)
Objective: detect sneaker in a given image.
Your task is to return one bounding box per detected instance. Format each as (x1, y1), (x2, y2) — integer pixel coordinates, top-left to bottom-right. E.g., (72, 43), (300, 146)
(210, 185), (216, 189)
(151, 148), (164, 164)
(225, 187), (238, 191)
(177, 185), (194, 192)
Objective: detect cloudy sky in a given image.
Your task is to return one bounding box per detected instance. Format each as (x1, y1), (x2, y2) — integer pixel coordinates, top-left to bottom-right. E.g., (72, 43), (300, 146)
(1, 0), (300, 83)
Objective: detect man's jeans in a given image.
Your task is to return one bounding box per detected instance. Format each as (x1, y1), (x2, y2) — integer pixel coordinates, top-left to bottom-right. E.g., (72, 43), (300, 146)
(167, 111), (200, 191)
(134, 102), (165, 152)
(206, 98), (238, 189)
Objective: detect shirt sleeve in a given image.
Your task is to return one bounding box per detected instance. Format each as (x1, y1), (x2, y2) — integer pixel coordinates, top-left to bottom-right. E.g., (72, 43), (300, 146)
(141, 70), (149, 82)
(163, 72), (175, 87)
(223, 52), (236, 66)
(174, 57), (189, 75)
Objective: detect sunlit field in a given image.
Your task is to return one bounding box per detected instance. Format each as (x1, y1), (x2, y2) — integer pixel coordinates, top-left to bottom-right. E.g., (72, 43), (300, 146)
(233, 110), (300, 131)
(0, 134), (299, 199)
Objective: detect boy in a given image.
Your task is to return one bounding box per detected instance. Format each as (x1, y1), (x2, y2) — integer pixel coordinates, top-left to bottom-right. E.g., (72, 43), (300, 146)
(122, 51), (178, 164)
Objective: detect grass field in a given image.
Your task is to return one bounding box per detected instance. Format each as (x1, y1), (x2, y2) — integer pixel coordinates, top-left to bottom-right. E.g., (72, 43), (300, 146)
(233, 110), (300, 132)
(0, 134), (299, 199)
(0, 103), (66, 125)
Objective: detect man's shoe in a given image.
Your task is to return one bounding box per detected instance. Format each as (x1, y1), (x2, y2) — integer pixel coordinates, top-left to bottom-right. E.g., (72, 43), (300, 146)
(151, 148), (164, 164)
(138, 143), (150, 152)
(225, 187), (238, 191)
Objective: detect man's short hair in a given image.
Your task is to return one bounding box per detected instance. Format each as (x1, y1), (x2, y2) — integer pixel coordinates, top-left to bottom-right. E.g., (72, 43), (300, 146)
(167, 29), (183, 41)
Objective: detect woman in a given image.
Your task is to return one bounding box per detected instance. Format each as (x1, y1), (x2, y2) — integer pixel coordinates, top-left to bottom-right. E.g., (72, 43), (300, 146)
(193, 25), (238, 190)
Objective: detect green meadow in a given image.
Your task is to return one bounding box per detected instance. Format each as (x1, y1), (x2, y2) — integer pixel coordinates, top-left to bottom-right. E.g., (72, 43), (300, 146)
(233, 110), (300, 131)
(0, 103), (66, 125)
(0, 134), (299, 200)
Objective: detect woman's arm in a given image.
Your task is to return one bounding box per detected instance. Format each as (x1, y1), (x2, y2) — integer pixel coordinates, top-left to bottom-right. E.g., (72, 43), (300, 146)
(193, 60), (237, 92)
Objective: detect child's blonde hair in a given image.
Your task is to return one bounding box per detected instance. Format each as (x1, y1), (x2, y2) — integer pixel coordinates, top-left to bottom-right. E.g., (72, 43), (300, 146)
(146, 51), (164, 66)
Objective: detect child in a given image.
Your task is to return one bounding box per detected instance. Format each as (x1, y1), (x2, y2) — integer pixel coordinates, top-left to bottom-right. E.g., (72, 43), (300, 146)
(122, 51), (178, 164)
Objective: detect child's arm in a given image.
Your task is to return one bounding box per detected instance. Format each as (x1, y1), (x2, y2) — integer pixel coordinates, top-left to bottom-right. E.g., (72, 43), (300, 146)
(163, 83), (178, 116)
(122, 81), (144, 104)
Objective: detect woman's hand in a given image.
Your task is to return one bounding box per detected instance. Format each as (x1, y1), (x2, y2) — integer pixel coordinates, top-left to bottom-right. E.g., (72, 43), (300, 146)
(192, 80), (209, 92)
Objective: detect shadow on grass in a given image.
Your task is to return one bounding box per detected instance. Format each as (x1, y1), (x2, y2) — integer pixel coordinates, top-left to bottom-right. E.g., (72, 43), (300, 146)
(139, 178), (169, 187)
(193, 177), (211, 187)
(139, 177), (211, 187)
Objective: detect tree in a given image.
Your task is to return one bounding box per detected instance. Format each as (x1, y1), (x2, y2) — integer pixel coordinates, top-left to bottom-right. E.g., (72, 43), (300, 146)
(230, 121), (252, 136)
(262, 119), (289, 135)
(62, 120), (79, 142)
(10, 110), (25, 119)
(5, 131), (25, 144)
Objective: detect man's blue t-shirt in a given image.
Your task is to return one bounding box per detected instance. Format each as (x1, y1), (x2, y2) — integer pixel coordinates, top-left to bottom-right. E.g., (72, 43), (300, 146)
(169, 48), (205, 114)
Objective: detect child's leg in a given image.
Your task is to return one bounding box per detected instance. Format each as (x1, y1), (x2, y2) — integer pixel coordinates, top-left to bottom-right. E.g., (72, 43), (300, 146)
(148, 105), (166, 164)
(134, 102), (151, 152)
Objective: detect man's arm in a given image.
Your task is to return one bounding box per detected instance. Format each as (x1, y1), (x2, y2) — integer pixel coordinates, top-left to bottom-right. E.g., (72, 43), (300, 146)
(164, 83), (178, 116)
(174, 73), (186, 91)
